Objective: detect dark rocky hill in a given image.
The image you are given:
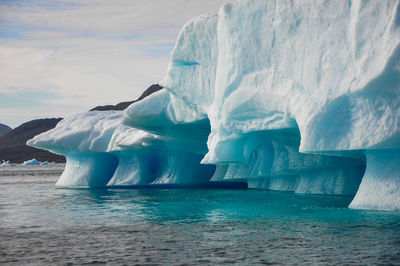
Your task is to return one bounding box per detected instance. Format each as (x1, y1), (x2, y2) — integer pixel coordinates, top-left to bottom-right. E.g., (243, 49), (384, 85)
(0, 118), (65, 163)
(90, 84), (163, 111)
(0, 123), (12, 138)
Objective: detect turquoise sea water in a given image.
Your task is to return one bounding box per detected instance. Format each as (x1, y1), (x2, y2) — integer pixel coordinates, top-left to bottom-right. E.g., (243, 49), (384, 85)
(1, 165), (399, 265)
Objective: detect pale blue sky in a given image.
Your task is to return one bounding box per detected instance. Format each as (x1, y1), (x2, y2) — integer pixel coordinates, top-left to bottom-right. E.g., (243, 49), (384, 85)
(0, 0), (227, 128)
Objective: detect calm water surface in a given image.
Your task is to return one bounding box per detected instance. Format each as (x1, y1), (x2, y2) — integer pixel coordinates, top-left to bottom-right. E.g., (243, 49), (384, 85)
(1, 165), (399, 265)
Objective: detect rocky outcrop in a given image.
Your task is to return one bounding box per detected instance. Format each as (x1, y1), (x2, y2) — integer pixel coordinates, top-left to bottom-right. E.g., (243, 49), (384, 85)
(90, 84), (163, 111)
(0, 118), (65, 163)
(0, 123), (12, 138)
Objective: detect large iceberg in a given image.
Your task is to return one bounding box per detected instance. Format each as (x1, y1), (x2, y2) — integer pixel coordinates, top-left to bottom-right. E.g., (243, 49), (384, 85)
(28, 0), (400, 210)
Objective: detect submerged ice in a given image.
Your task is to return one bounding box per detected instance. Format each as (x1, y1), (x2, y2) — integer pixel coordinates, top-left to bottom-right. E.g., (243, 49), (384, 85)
(28, 0), (400, 211)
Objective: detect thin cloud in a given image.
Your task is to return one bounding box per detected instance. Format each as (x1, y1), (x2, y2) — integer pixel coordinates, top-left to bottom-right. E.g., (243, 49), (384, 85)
(0, 0), (229, 127)
(0, 0), (228, 39)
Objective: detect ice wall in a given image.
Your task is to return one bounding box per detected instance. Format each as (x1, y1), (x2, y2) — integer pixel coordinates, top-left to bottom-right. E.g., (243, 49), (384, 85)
(158, 0), (400, 210)
(162, 0), (399, 162)
(162, 13), (219, 121)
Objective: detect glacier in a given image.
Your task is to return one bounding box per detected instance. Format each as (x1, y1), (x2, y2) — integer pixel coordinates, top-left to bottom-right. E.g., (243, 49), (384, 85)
(28, 0), (400, 211)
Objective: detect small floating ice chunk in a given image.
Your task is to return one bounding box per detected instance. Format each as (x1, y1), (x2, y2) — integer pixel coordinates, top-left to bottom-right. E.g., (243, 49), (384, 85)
(1, 160), (10, 167)
(22, 159), (42, 165)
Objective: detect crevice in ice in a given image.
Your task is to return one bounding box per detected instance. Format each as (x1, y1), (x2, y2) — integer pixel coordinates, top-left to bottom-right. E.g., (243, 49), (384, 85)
(172, 60), (200, 67)
(392, 3), (400, 29)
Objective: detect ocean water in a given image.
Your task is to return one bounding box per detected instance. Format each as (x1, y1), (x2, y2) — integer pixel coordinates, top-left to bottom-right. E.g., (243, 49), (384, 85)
(1, 165), (399, 265)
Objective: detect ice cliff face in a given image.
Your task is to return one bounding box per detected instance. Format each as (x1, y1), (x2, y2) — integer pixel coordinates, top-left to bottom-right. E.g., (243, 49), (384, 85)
(28, 0), (400, 211)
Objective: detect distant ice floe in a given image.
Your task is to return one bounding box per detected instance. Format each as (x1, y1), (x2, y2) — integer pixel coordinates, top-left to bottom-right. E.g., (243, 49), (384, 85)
(1, 160), (16, 167)
(22, 159), (42, 165)
(20, 159), (56, 166)
(1, 159), (56, 167)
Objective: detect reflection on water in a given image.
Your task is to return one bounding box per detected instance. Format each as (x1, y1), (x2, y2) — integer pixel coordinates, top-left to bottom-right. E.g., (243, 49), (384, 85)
(1, 165), (400, 265)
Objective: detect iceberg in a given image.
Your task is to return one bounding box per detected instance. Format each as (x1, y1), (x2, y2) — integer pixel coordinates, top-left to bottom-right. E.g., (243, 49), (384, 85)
(1, 160), (16, 167)
(22, 159), (42, 165)
(28, 0), (400, 210)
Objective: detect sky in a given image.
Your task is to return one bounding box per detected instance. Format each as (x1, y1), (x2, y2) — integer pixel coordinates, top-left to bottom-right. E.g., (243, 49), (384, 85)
(0, 0), (228, 128)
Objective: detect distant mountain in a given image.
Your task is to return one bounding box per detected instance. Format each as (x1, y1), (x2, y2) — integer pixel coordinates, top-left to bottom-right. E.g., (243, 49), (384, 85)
(90, 84), (163, 111)
(0, 123), (12, 138)
(0, 118), (65, 163)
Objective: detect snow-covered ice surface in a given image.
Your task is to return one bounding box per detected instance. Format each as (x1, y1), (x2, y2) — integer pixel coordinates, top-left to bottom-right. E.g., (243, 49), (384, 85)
(28, 111), (124, 187)
(28, 0), (400, 210)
